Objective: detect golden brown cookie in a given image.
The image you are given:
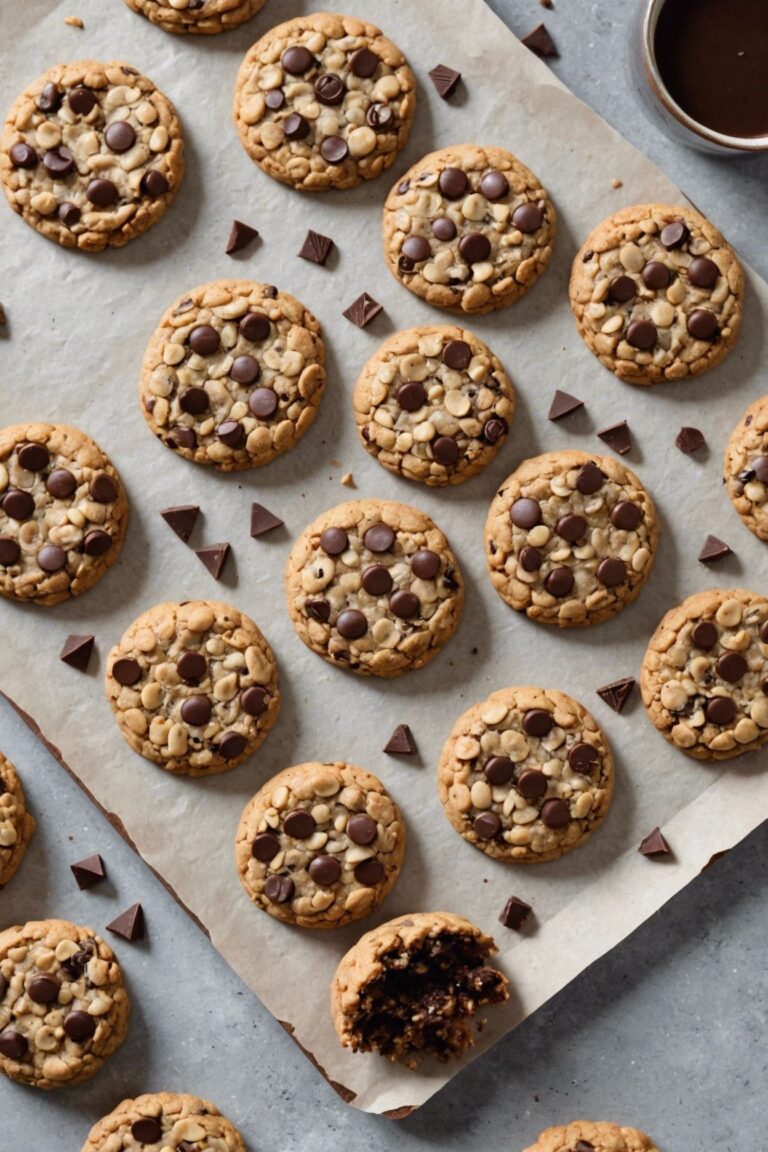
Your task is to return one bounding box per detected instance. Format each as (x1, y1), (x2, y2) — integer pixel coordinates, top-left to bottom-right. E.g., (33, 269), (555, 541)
(81, 1092), (245, 1151)
(522, 1120), (661, 1152)
(0, 753), (35, 888)
(123, 0), (265, 35)
(724, 394), (768, 542)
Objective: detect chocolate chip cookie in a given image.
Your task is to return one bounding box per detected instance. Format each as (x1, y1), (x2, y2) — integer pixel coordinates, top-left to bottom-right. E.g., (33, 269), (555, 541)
(236, 761), (405, 929)
(382, 144), (556, 315)
(438, 687), (614, 863)
(0, 753), (35, 888)
(724, 394), (768, 542)
(81, 1092), (245, 1151)
(353, 325), (515, 485)
(139, 280), (326, 470)
(485, 450), (658, 627)
(285, 499), (464, 677)
(0, 422), (128, 606)
(331, 911), (509, 1066)
(641, 588), (768, 761)
(0, 919), (130, 1089)
(233, 13), (416, 191)
(523, 1121), (661, 1152)
(570, 203), (744, 385)
(123, 0), (265, 35)
(105, 600), (280, 776)
(1, 61), (184, 251)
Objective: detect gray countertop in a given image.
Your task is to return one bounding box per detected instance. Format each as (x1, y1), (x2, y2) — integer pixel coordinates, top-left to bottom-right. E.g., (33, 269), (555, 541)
(1, 2), (766, 1149)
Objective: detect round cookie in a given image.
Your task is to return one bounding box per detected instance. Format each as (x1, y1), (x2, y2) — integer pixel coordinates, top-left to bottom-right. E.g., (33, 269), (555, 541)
(1, 60), (184, 252)
(0, 919), (130, 1089)
(438, 687), (614, 863)
(285, 499), (464, 677)
(81, 1092), (245, 1151)
(0, 753), (35, 888)
(382, 144), (556, 315)
(485, 450), (658, 627)
(139, 280), (326, 471)
(0, 422), (128, 607)
(641, 588), (768, 761)
(353, 325), (515, 486)
(233, 13), (416, 192)
(123, 0), (265, 35)
(522, 1121), (661, 1152)
(236, 761), (405, 929)
(105, 600), (280, 776)
(570, 203), (744, 385)
(724, 394), (768, 542)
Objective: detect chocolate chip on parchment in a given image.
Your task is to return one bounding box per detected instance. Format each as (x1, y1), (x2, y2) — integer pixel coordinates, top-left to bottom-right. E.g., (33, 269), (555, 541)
(70, 853), (106, 889)
(429, 63), (462, 99)
(250, 502), (283, 537)
(698, 534), (731, 564)
(675, 426), (705, 454)
(597, 420), (632, 455)
(59, 634), (94, 672)
(299, 229), (334, 265)
(548, 389), (583, 421)
(131, 1119), (162, 1144)
(521, 22), (559, 57)
(343, 292), (383, 328)
(226, 219), (259, 255)
(596, 676), (635, 713)
(195, 542), (230, 580)
(498, 895), (532, 931)
(383, 724), (417, 755)
(106, 903), (145, 942)
(160, 504), (199, 543)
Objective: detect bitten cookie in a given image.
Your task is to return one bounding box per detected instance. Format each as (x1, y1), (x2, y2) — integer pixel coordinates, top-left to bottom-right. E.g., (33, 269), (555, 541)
(1, 61), (184, 251)
(81, 1092), (245, 1151)
(123, 0), (265, 35)
(331, 911), (509, 1066)
(353, 325), (515, 486)
(236, 761), (405, 929)
(285, 499), (464, 677)
(139, 280), (326, 470)
(724, 395), (768, 542)
(233, 13), (416, 191)
(485, 450), (658, 627)
(641, 588), (768, 761)
(522, 1121), (661, 1152)
(570, 203), (744, 385)
(382, 144), (556, 314)
(0, 422), (128, 606)
(438, 687), (614, 863)
(105, 600), (280, 776)
(0, 753), (35, 888)
(0, 919), (130, 1089)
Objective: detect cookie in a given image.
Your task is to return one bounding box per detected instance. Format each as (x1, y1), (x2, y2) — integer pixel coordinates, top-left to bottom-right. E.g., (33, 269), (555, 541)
(105, 600), (280, 776)
(382, 144), (556, 315)
(641, 588), (768, 761)
(438, 687), (614, 863)
(139, 280), (326, 471)
(285, 499), (464, 677)
(0, 422), (128, 607)
(0, 753), (35, 888)
(233, 13), (416, 192)
(522, 1121), (661, 1152)
(724, 395), (768, 542)
(570, 203), (744, 385)
(236, 761), (405, 929)
(1, 61), (184, 252)
(485, 450), (658, 627)
(331, 911), (509, 1066)
(0, 919), (130, 1089)
(353, 325), (515, 486)
(81, 1092), (245, 1151)
(123, 0), (265, 35)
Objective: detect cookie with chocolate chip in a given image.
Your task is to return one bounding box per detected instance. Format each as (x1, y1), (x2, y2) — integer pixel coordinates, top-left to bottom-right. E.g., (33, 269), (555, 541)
(484, 450), (658, 627)
(438, 687), (614, 863)
(81, 1092), (245, 1151)
(233, 13), (416, 191)
(236, 761), (405, 929)
(105, 600), (280, 776)
(0, 753), (35, 888)
(523, 1121), (661, 1152)
(641, 588), (768, 761)
(353, 325), (515, 485)
(382, 144), (556, 314)
(570, 203), (744, 385)
(123, 0), (265, 35)
(139, 280), (326, 470)
(285, 499), (464, 677)
(0, 423), (128, 606)
(1, 61), (184, 251)
(0, 919), (130, 1089)
(724, 394), (768, 542)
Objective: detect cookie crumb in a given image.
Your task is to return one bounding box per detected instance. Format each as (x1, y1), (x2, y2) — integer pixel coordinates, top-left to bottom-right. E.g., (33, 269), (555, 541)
(340, 472), (355, 488)
(64, 15), (84, 27)
(611, 177), (623, 189)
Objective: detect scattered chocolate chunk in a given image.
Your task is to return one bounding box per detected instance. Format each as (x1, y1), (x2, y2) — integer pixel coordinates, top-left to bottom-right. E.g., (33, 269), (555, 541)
(59, 634), (94, 672)
(676, 426), (706, 454)
(250, 502), (283, 537)
(639, 827), (670, 857)
(698, 535), (732, 565)
(298, 229), (334, 265)
(70, 854), (107, 890)
(343, 292), (383, 329)
(428, 64), (462, 99)
(0, 304), (6, 326)
(226, 219), (259, 255)
(106, 903), (145, 943)
(596, 677), (636, 713)
(160, 504), (199, 543)
(548, 389), (583, 421)
(597, 420), (632, 455)
(383, 724), (417, 755)
(499, 895), (532, 931)
(196, 543), (230, 580)
(521, 22), (558, 57)
(539, 0), (553, 7)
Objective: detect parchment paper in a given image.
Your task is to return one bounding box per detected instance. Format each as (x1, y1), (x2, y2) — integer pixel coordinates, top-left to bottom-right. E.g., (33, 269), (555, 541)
(1, 0), (766, 1118)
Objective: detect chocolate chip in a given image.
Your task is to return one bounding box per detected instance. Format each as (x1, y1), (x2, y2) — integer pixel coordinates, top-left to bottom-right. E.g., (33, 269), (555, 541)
(638, 827), (670, 857)
(510, 497), (541, 529)
(0, 1029), (27, 1060)
(402, 235), (431, 262)
(523, 709), (553, 738)
(759, 621), (768, 644)
(250, 503), (283, 537)
(626, 319), (657, 349)
(548, 390), (583, 421)
(284, 113), (310, 141)
(176, 651), (206, 684)
(112, 657), (142, 686)
(519, 545), (543, 572)
(574, 1143), (596, 1152)
(265, 875), (295, 904)
(160, 504), (198, 543)
(355, 859), (384, 885)
(68, 87), (96, 115)
(249, 388), (278, 419)
(396, 381), (427, 412)
(336, 609), (367, 639)
(438, 167), (469, 199)
(46, 468), (77, 499)
(389, 589), (419, 618)
(521, 22), (558, 57)
(240, 312), (270, 342)
(660, 220), (689, 249)
(597, 556), (626, 587)
(688, 256), (719, 288)
(687, 308), (718, 340)
(218, 731), (246, 759)
(698, 534), (731, 564)
(512, 202), (543, 232)
(320, 527), (348, 555)
(692, 621), (718, 649)
(474, 811), (502, 839)
(87, 178), (118, 207)
(105, 120), (136, 153)
(84, 529), (112, 557)
(189, 324), (220, 356)
(179, 387), (209, 416)
(265, 90), (285, 110)
(432, 216), (457, 241)
(282, 45), (313, 73)
(217, 420), (245, 449)
(299, 229), (334, 265)
(314, 73), (345, 105)
(544, 567), (574, 597)
(609, 275), (636, 303)
(131, 1119), (162, 1144)
(0, 538), (20, 566)
(483, 417), (508, 444)
(576, 462), (605, 494)
(43, 146), (75, 176)
(308, 855), (341, 885)
(752, 457), (768, 483)
(706, 696), (736, 725)
(282, 810), (315, 840)
(383, 724), (417, 755)
(59, 634), (95, 672)
(499, 895), (532, 931)
(252, 832), (280, 862)
(195, 543), (230, 580)
(37, 82), (62, 112)
(364, 523), (395, 552)
(10, 143), (37, 169)
(610, 500), (643, 530)
(717, 652), (748, 682)
(517, 768), (548, 800)
(362, 564), (392, 595)
(642, 260), (671, 290)
(366, 103), (394, 130)
(170, 427), (196, 449)
(342, 292), (382, 328)
(28, 974), (60, 1004)
(596, 676), (635, 713)
(568, 742), (599, 772)
(37, 544), (67, 572)
(428, 64), (461, 99)
(226, 219), (258, 255)
(540, 797), (570, 828)
(441, 339), (472, 370)
(433, 436), (460, 466)
(320, 135), (348, 164)
(141, 169), (169, 197)
(347, 814), (377, 845)
(556, 513), (587, 543)
(411, 549), (440, 580)
(107, 903), (145, 942)
(350, 47), (379, 78)
(63, 1010), (96, 1042)
(459, 232), (491, 263)
(597, 420), (632, 455)
(484, 756), (514, 785)
(180, 695), (212, 727)
(241, 686), (268, 716)
(90, 472), (118, 503)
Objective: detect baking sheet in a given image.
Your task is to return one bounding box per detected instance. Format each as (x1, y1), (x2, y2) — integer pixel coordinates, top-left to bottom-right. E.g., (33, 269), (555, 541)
(1, 0), (766, 1118)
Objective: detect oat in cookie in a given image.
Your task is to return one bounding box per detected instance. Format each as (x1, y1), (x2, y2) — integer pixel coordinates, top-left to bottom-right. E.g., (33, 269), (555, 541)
(0, 753), (35, 888)
(353, 325), (515, 486)
(724, 394), (768, 542)
(233, 13), (416, 191)
(570, 203), (744, 384)
(105, 600), (280, 776)
(0, 422), (128, 606)
(382, 144), (556, 315)
(438, 687), (614, 863)
(123, 0), (265, 36)
(0, 919), (129, 1089)
(485, 450), (658, 627)
(641, 588), (768, 761)
(522, 1121), (661, 1152)
(236, 761), (405, 929)
(1, 61), (184, 251)
(285, 499), (464, 677)
(140, 280), (326, 471)
(81, 1092), (245, 1151)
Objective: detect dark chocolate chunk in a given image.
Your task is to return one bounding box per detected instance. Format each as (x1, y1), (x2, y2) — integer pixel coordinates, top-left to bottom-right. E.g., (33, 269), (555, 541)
(59, 634), (94, 672)
(548, 389), (583, 421)
(596, 676), (635, 713)
(195, 543), (230, 580)
(160, 505), (199, 543)
(343, 292), (383, 328)
(226, 219), (258, 255)
(597, 420), (632, 455)
(250, 503), (283, 537)
(521, 22), (559, 57)
(498, 895), (532, 931)
(676, 426), (706, 454)
(698, 535), (731, 565)
(70, 854), (106, 890)
(428, 64), (462, 99)
(299, 229), (334, 265)
(383, 724), (417, 755)
(639, 827), (670, 857)
(106, 903), (145, 942)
